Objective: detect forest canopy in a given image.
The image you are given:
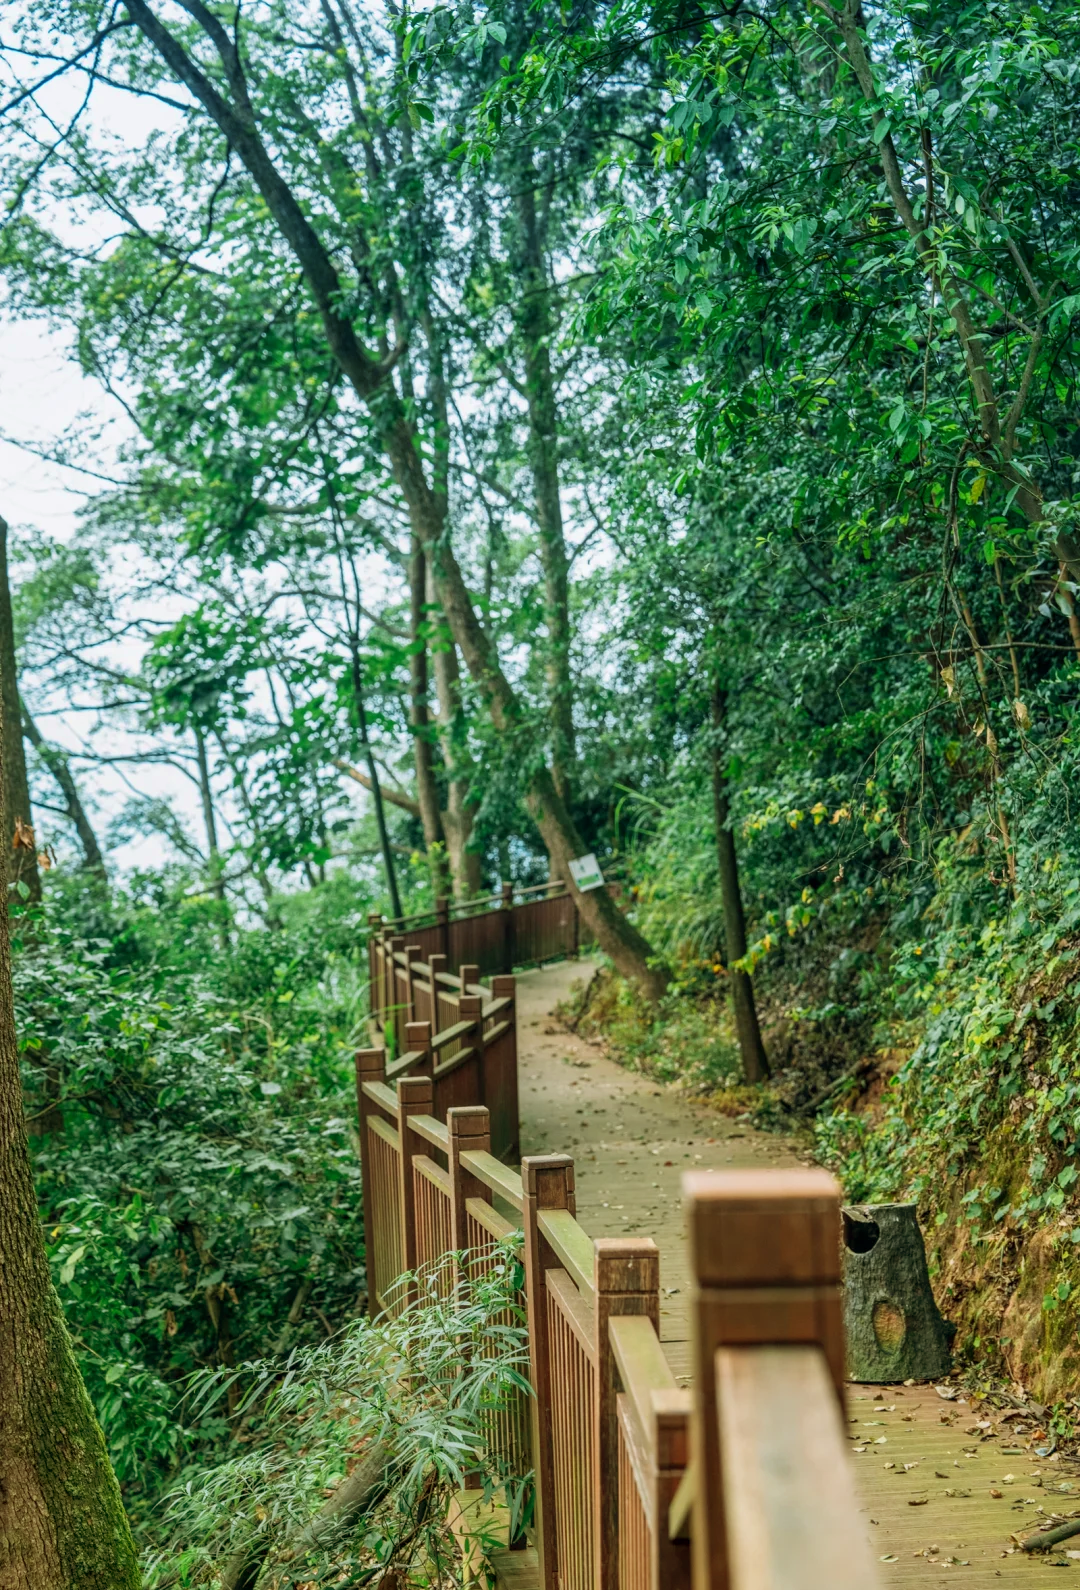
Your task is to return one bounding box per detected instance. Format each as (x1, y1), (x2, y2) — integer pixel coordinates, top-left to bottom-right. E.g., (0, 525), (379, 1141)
(2, 0), (1080, 1578)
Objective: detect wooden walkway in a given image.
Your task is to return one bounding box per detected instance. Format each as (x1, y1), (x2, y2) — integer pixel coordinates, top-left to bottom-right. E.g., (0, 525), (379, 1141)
(515, 960), (803, 1379)
(517, 961), (1064, 1587)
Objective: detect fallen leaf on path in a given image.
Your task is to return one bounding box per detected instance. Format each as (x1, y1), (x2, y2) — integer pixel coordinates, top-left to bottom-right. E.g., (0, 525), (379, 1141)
(908, 1497), (929, 1506)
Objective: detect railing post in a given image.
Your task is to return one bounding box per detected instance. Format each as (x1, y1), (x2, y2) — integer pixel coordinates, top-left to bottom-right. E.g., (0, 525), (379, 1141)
(459, 961), (479, 997)
(436, 894), (450, 959)
(404, 944), (422, 1023)
(488, 974), (519, 1160)
(428, 952), (448, 1029)
(355, 1045), (386, 1311)
(389, 935), (406, 1052)
(653, 1390), (691, 1590)
(522, 1154), (575, 1590)
(686, 1168), (843, 1590)
(447, 1104), (490, 1257)
(396, 1075), (434, 1302)
(501, 881), (515, 973)
(380, 928), (393, 1036)
(459, 991), (482, 1050)
(594, 1238), (660, 1590)
(367, 914), (383, 1022)
(405, 1020), (433, 1077)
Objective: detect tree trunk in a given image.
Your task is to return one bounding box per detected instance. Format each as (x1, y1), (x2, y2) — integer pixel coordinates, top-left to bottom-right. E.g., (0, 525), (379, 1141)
(841, 1205), (952, 1382)
(0, 516), (41, 904)
(711, 686), (769, 1082)
(408, 538), (451, 898)
(514, 175), (575, 805)
(0, 775), (140, 1584)
(349, 644), (403, 920)
(20, 704), (105, 874)
(194, 725), (229, 947)
(425, 563), (481, 901)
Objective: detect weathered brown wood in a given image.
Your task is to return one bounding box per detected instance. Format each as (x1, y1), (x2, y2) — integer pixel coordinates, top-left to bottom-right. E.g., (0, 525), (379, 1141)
(523, 1155), (575, 1590)
(396, 1075), (434, 1303)
(407, 1113), (449, 1152)
(686, 1167), (843, 1590)
(436, 895), (450, 957)
(356, 1046), (386, 1313)
(716, 1345), (880, 1590)
(460, 961), (480, 995)
(404, 944), (422, 1022)
(593, 1238), (660, 1590)
(405, 1020), (433, 1077)
(487, 974), (519, 1159)
(459, 1148), (525, 1211)
(537, 1208), (594, 1296)
(448, 1105), (491, 1257)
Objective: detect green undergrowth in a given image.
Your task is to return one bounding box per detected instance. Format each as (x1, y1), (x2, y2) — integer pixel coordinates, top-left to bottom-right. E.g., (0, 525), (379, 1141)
(558, 967), (747, 1099)
(573, 867), (1080, 1399)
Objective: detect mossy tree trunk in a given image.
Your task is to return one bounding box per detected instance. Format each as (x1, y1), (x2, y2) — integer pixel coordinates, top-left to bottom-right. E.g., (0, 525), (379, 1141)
(0, 710), (140, 1585)
(0, 515), (41, 904)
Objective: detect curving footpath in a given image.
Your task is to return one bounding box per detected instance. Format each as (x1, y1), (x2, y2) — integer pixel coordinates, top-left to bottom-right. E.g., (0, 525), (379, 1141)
(517, 959), (1066, 1586)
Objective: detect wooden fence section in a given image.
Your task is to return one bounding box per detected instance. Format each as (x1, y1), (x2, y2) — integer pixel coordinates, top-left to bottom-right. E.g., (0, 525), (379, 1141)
(360, 955), (519, 1161)
(354, 1060), (880, 1590)
(368, 880), (582, 1014)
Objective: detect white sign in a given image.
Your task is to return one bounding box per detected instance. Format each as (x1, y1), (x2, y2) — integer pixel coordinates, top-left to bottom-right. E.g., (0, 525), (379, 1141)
(569, 853), (605, 892)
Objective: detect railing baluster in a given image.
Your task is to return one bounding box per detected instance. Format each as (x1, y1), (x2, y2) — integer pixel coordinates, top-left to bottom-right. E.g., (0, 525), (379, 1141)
(396, 1074), (434, 1306)
(593, 1239), (659, 1590)
(356, 1046), (386, 1312)
(523, 1153), (575, 1590)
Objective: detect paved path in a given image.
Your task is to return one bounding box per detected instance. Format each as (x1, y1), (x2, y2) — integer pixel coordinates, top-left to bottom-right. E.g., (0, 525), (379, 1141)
(515, 959), (803, 1377)
(515, 960), (1065, 1583)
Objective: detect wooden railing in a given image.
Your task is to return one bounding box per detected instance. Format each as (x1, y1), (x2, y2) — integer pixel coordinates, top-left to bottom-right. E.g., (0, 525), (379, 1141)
(368, 880), (583, 1009)
(361, 954), (519, 1160)
(354, 1061), (880, 1590)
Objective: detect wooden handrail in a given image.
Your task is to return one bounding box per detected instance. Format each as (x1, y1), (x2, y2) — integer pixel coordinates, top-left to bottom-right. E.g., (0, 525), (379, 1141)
(361, 1079), (398, 1114)
(458, 1148), (524, 1211)
(407, 1113), (449, 1151)
(609, 1314), (681, 1439)
(432, 1018), (475, 1050)
(716, 1344), (880, 1589)
(432, 1046), (478, 1082)
(537, 1207), (594, 1296)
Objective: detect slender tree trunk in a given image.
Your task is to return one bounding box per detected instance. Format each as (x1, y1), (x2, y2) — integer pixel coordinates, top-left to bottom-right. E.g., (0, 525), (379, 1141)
(0, 517), (41, 904)
(408, 538), (451, 897)
(0, 747), (140, 1586)
(710, 686), (769, 1082)
(194, 725), (229, 948)
(425, 564), (481, 901)
(20, 704), (105, 875)
(349, 645), (403, 919)
(514, 175), (575, 804)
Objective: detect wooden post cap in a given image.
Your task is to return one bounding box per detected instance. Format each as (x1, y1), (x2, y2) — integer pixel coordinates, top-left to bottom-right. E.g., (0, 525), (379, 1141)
(684, 1167), (842, 1287)
(594, 1237), (660, 1294)
(405, 1020), (432, 1051)
(447, 1105), (490, 1141)
(397, 1075), (433, 1109)
(355, 1047), (385, 1078)
(460, 962), (480, 993)
(523, 1154), (575, 1205)
(459, 993), (482, 1020)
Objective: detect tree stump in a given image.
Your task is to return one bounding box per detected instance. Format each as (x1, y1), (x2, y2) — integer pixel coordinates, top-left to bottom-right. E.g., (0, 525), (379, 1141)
(842, 1203), (953, 1383)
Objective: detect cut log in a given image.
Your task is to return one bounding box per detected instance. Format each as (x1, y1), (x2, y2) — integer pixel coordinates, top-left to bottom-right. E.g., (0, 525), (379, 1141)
(842, 1204), (952, 1383)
